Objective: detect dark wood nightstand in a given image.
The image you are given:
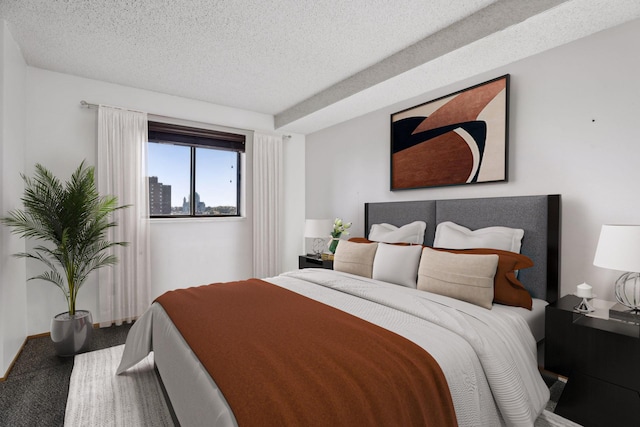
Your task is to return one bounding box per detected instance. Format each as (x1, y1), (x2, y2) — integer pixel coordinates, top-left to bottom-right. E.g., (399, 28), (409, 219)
(545, 294), (640, 427)
(298, 255), (333, 270)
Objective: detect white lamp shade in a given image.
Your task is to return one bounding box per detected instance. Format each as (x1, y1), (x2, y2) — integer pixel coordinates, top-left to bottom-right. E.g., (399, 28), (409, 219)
(593, 225), (640, 272)
(304, 219), (332, 239)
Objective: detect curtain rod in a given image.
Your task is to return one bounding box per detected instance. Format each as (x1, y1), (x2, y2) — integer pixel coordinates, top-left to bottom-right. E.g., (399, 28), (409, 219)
(80, 100), (292, 138)
(80, 100), (145, 114)
(80, 100), (97, 109)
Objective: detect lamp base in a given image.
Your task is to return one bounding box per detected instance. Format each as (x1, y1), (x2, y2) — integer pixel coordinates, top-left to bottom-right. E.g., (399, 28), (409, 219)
(615, 272), (640, 311)
(609, 303), (640, 324)
(311, 238), (326, 257)
(575, 297), (594, 313)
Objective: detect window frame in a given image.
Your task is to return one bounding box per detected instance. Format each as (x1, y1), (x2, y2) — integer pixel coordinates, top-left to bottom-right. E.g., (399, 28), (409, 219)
(147, 120), (246, 219)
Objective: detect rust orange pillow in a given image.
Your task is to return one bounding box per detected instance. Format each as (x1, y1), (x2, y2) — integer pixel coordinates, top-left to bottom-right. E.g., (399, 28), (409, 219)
(432, 247), (534, 310)
(349, 237), (412, 246)
(349, 237), (374, 244)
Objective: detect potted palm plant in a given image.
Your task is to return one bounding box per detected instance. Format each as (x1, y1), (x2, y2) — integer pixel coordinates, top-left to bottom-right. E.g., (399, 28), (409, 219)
(1, 161), (127, 356)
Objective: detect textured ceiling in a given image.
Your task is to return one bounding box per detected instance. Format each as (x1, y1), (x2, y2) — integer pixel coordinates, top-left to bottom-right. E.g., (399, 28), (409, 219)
(1, 0), (639, 134)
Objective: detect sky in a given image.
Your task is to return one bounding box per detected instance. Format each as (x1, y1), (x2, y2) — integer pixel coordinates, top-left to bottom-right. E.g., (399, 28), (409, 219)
(147, 143), (238, 207)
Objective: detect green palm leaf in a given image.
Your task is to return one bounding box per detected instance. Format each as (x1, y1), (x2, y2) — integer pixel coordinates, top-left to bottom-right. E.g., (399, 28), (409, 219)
(1, 161), (128, 315)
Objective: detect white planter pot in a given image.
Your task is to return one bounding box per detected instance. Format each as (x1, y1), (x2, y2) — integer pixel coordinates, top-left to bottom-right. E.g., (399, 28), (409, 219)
(50, 310), (93, 357)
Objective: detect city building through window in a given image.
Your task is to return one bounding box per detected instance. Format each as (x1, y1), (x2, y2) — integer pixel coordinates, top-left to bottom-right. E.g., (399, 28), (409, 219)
(147, 121), (245, 217)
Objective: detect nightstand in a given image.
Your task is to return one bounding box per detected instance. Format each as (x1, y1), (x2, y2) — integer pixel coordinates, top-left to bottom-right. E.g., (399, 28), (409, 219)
(545, 295), (640, 427)
(298, 255), (333, 270)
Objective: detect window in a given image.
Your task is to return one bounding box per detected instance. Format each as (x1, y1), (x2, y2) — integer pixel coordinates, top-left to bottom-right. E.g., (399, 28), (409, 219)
(147, 121), (245, 217)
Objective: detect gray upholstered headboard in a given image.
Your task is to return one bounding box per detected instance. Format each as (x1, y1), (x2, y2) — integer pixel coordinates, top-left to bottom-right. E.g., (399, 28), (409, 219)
(364, 195), (560, 302)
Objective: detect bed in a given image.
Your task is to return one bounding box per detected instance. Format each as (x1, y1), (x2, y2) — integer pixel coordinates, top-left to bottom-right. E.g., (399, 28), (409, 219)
(118, 194), (561, 427)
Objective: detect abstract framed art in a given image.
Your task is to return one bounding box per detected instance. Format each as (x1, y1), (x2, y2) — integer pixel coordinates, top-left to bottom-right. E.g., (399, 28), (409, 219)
(390, 75), (509, 190)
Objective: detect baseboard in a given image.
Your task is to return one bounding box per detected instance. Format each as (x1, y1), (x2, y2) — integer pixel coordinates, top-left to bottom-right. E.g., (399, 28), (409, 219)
(0, 336), (28, 382)
(100, 318), (138, 327)
(1, 318), (136, 381)
(30, 322), (102, 339)
(29, 331), (51, 339)
(0, 320), (133, 381)
(0, 328), (89, 381)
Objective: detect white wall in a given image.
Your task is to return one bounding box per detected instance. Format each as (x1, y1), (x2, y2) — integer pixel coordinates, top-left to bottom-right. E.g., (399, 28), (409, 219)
(23, 67), (305, 335)
(0, 21), (27, 377)
(282, 134), (306, 272)
(306, 18), (640, 302)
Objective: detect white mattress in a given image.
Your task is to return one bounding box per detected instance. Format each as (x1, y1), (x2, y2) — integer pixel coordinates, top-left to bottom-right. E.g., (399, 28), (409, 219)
(118, 269), (550, 427)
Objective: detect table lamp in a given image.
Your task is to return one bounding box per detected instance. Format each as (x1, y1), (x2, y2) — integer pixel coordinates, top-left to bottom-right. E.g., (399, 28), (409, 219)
(593, 224), (640, 313)
(304, 219), (332, 258)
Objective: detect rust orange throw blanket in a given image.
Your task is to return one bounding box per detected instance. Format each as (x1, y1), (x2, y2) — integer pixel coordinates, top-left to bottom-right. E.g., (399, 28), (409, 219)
(155, 279), (457, 426)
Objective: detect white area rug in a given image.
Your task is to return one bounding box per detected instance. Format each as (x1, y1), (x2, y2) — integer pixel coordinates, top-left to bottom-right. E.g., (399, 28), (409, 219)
(65, 345), (579, 427)
(64, 345), (173, 426)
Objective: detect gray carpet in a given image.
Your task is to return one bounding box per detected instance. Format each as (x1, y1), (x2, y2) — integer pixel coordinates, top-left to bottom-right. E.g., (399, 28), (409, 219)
(546, 379), (567, 413)
(0, 324), (131, 427)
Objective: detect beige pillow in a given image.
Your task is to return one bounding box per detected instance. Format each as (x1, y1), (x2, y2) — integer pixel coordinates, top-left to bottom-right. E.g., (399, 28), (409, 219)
(417, 247), (498, 309)
(333, 240), (378, 278)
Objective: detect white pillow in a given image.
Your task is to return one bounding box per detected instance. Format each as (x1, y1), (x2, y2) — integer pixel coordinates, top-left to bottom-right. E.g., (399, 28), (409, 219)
(333, 240), (378, 278)
(417, 247), (498, 309)
(372, 243), (423, 288)
(434, 221), (524, 253)
(369, 221), (427, 244)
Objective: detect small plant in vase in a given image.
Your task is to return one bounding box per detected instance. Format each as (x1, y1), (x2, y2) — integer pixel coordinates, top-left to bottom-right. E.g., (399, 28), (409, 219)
(329, 218), (351, 254)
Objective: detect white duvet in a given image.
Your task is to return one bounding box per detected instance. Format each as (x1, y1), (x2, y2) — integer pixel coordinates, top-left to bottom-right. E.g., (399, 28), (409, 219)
(118, 269), (549, 427)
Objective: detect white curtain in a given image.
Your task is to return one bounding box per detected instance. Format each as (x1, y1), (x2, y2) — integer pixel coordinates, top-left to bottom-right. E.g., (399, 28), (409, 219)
(253, 133), (283, 278)
(97, 106), (151, 327)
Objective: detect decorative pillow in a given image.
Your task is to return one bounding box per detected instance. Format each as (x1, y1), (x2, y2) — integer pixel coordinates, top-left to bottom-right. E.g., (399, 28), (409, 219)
(333, 240), (379, 278)
(368, 221), (427, 244)
(417, 247), (498, 310)
(432, 247), (534, 310)
(434, 221), (524, 253)
(372, 243), (423, 288)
